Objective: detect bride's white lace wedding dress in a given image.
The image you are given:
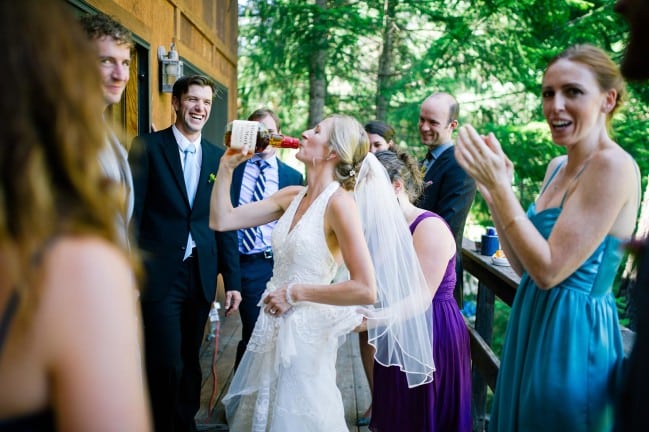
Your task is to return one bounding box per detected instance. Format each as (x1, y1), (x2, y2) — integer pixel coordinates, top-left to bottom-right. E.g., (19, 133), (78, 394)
(222, 181), (361, 432)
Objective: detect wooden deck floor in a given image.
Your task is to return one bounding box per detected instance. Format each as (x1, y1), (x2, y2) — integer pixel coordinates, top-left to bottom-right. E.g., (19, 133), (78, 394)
(194, 305), (372, 432)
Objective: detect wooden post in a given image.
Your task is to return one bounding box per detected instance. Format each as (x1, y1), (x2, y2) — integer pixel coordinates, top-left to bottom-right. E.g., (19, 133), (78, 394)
(471, 279), (495, 432)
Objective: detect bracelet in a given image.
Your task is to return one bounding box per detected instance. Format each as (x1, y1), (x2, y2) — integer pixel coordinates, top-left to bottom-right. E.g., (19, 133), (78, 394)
(286, 283), (297, 306)
(502, 214), (526, 234)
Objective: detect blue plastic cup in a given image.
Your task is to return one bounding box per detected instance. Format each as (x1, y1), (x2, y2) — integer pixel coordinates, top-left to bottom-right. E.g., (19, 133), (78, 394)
(481, 227), (499, 256)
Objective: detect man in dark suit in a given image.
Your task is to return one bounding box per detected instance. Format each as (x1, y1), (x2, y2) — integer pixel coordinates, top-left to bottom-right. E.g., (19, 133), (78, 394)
(613, 1), (649, 430)
(417, 92), (476, 306)
(230, 108), (303, 368)
(130, 75), (241, 432)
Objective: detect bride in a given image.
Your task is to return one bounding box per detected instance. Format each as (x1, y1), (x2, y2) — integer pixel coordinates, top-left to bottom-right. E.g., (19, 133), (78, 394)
(210, 114), (434, 431)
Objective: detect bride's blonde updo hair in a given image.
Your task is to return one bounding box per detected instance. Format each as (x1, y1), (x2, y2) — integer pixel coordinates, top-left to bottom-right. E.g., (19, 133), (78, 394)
(327, 114), (369, 191)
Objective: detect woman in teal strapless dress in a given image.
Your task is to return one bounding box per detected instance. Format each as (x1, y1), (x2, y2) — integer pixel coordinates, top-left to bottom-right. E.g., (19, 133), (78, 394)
(455, 44), (641, 431)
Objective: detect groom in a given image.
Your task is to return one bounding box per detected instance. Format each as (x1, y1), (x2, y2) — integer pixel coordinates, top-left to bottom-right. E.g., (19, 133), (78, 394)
(130, 74), (241, 431)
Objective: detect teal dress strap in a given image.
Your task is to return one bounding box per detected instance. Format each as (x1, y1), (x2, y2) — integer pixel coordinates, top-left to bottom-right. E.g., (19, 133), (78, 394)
(558, 160), (591, 208)
(539, 158), (594, 209)
(539, 159), (566, 196)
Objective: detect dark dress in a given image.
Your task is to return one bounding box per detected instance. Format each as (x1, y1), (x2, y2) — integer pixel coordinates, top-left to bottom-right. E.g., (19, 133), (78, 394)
(370, 211), (472, 432)
(0, 292), (55, 431)
(615, 238), (649, 431)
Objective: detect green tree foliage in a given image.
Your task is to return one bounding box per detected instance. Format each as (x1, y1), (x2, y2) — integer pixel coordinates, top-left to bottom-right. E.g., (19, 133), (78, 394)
(237, 0), (648, 226)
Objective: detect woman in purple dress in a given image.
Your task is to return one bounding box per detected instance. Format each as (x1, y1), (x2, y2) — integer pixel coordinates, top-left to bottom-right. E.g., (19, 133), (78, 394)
(371, 150), (472, 432)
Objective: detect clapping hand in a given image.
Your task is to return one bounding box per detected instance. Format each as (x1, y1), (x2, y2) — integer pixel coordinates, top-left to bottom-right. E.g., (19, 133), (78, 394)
(455, 125), (514, 203)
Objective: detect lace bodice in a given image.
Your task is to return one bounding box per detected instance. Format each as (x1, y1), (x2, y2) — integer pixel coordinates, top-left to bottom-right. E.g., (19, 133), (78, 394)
(245, 181), (361, 355)
(267, 182), (339, 291)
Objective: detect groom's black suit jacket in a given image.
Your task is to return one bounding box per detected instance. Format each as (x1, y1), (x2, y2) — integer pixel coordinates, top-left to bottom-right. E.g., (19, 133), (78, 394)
(130, 126), (240, 302)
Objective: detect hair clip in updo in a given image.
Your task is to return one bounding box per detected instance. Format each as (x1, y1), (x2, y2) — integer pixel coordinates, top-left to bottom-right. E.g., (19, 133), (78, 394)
(349, 169), (356, 177)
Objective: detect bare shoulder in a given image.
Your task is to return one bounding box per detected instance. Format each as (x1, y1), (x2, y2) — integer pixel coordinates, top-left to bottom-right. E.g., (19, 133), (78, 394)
(34, 236), (136, 353)
(581, 146), (639, 238)
(46, 237), (129, 277)
(274, 185), (305, 210)
(324, 188), (358, 234)
(548, 155), (567, 169)
(413, 214), (455, 251)
(585, 146), (638, 185)
(415, 214), (452, 237)
(42, 237), (134, 306)
(600, 145), (636, 169)
(328, 188), (356, 214)
(544, 155), (568, 178)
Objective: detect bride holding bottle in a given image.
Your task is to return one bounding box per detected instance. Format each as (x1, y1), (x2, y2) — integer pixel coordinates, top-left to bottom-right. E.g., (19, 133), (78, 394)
(210, 114), (434, 431)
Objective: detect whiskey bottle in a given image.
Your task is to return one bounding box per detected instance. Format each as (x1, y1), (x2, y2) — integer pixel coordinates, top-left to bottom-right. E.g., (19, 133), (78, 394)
(224, 120), (299, 153)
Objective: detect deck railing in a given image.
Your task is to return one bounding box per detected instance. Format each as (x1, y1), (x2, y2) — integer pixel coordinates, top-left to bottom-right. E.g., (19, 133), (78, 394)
(461, 238), (636, 432)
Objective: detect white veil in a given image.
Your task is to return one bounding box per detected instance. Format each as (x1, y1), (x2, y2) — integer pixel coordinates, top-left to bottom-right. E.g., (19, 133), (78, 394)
(354, 153), (435, 388)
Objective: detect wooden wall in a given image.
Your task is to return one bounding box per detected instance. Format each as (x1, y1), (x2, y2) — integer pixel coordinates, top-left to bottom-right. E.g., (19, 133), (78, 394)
(68, 0), (238, 146)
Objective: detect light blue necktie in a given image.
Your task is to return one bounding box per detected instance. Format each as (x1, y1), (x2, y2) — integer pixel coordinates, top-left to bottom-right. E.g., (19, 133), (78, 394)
(241, 160), (268, 253)
(183, 143), (198, 261)
(183, 143), (198, 206)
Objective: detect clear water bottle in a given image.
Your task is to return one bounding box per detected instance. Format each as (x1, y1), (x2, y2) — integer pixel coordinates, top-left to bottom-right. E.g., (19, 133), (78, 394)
(207, 301), (221, 341)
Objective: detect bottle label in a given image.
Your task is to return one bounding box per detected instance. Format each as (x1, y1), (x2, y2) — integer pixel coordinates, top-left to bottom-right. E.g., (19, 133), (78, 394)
(230, 120), (259, 150)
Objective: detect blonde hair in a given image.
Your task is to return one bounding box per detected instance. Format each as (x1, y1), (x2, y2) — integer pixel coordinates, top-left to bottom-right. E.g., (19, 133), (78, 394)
(327, 115), (370, 191)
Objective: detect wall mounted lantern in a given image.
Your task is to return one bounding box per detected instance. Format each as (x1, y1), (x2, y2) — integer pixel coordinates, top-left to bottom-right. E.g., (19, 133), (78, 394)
(158, 42), (183, 93)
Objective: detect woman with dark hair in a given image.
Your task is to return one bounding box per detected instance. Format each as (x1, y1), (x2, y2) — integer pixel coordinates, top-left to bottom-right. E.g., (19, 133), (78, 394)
(365, 120), (396, 154)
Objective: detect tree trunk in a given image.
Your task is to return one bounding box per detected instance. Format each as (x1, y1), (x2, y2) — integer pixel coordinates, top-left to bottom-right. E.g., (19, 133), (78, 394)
(308, 0), (327, 128)
(375, 0), (397, 121)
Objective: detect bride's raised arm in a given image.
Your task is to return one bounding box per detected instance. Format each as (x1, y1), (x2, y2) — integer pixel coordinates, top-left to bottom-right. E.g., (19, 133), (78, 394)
(209, 148), (303, 231)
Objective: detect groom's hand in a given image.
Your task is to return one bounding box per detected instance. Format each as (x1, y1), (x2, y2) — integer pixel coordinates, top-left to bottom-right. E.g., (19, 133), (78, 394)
(224, 290), (241, 317)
